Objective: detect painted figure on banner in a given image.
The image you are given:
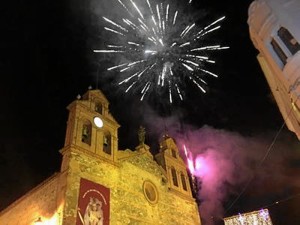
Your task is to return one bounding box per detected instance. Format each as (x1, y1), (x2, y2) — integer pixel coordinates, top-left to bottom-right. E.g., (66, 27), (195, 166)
(83, 197), (103, 225)
(76, 178), (110, 225)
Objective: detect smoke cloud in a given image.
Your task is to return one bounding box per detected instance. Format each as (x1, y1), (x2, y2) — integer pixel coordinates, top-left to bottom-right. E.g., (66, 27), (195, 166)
(176, 126), (267, 224)
(142, 109), (300, 225)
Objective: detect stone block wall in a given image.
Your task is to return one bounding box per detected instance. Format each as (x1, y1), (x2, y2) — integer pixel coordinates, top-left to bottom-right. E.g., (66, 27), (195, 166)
(62, 150), (201, 225)
(0, 174), (61, 225)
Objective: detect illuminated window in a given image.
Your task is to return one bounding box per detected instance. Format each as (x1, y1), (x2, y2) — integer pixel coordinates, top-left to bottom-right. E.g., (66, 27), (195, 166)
(180, 173), (187, 191)
(171, 167), (178, 187)
(82, 121), (92, 145)
(271, 38), (287, 65)
(278, 27), (300, 55)
(103, 132), (111, 155)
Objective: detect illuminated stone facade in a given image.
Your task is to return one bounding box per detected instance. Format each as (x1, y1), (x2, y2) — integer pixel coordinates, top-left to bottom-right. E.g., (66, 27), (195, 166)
(0, 89), (201, 225)
(0, 174), (63, 224)
(248, 0), (300, 139)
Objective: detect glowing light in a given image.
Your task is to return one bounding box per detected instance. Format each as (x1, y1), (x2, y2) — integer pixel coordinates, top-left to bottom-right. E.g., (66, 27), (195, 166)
(34, 203), (63, 225)
(238, 213), (245, 224)
(224, 209), (273, 225)
(94, 0), (228, 102)
(145, 50), (157, 54)
(173, 11), (178, 25)
(103, 17), (128, 32)
(104, 27), (124, 36)
(94, 117), (104, 128)
(34, 213), (59, 225)
(183, 145), (212, 177)
(44, 215), (59, 225)
(183, 145), (195, 174)
(259, 209), (270, 221)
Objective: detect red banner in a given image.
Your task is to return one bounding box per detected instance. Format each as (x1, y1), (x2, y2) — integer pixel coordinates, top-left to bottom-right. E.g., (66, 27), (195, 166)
(76, 178), (110, 225)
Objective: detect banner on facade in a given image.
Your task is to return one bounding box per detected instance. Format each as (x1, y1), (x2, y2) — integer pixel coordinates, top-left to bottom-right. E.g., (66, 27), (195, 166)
(76, 178), (110, 225)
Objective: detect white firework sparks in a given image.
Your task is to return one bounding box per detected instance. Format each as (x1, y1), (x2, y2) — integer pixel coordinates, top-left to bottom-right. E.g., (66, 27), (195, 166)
(94, 0), (229, 103)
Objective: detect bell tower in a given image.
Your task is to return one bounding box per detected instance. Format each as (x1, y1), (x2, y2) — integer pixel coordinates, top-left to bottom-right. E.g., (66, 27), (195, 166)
(60, 89), (120, 171)
(155, 134), (193, 198)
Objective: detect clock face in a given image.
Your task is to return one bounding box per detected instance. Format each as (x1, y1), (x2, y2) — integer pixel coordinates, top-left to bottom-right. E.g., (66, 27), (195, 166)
(93, 117), (103, 128)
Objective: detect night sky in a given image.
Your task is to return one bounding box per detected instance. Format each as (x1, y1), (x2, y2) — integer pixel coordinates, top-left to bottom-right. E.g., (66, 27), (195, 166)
(1, 0), (300, 224)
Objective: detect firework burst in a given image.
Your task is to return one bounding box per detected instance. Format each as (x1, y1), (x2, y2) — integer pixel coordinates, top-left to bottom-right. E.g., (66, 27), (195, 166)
(94, 0), (229, 103)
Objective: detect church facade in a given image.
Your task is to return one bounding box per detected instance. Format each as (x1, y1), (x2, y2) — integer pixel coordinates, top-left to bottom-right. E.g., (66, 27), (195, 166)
(0, 89), (201, 225)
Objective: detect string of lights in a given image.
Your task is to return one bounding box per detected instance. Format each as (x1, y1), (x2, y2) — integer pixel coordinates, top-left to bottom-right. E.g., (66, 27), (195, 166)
(225, 101), (297, 215)
(259, 192), (300, 210)
(225, 120), (286, 214)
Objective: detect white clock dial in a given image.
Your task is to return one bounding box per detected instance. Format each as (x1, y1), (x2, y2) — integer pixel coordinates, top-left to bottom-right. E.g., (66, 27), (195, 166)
(93, 117), (103, 128)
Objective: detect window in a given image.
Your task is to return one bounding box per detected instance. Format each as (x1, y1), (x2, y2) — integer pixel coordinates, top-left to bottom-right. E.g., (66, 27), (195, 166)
(271, 38), (287, 65)
(103, 132), (112, 155)
(171, 149), (177, 158)
(82, 121), (92, 145)
(171, 167), (178, 187)
(278, 27), (300, 55)
(95, 102), (103, 114)
(143, 180), (158, 204)
(181, 173), (187, 191)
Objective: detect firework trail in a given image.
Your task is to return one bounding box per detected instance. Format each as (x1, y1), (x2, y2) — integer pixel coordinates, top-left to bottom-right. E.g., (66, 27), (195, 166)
(94, 0), (228, 103)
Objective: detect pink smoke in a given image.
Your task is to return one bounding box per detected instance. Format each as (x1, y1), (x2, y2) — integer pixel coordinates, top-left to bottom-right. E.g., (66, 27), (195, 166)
(184, 145), (215, 179)
(142, 110), (300, 225)
(175, 126), (300, 224)
(184, 143), (242, 224)
(175, 126), (269, 224)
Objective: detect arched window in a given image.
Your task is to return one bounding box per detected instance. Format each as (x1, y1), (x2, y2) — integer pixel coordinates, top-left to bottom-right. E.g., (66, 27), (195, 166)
(103, 132), (112, 155)
(81, 120), (92, 145)
(171, 167), (178, 187)
(180, 172), (187, 191)
(278, 27), (300, 55)
(95, 102), (103, 114)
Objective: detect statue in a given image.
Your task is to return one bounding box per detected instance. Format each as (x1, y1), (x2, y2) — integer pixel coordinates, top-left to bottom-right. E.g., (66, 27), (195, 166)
(138, 126), (146, 145)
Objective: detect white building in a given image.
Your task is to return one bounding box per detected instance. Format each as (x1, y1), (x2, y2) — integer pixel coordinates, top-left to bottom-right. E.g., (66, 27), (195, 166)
(248, 0), (300, 139)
